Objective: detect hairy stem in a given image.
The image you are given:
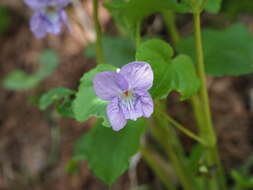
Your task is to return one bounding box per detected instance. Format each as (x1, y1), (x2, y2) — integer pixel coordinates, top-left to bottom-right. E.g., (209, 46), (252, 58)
(92, 0), (105, 64)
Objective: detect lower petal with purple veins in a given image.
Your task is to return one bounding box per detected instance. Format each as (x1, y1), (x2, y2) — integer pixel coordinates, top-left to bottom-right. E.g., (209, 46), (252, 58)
(120, 93), (142, 121)
(107, 98), (127, 131)
(139, 92), (154, 118)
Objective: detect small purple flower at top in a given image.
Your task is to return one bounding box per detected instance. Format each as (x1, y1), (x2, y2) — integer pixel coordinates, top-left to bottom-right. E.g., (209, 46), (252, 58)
(93, 62), (154, 131)
(24, 0), (70, 38)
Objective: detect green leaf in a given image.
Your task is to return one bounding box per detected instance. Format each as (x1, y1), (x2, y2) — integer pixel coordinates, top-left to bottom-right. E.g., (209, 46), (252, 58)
(136, 39), (200, 99)
(205, 0), (222, 13)
(85, 35), (135, 67)
(3, 49), (58, 90)
(39, 87), (74, 110)
(177, 24), (253, 77)
(73, 64), (117, 127)
(72, 118), (146, 184)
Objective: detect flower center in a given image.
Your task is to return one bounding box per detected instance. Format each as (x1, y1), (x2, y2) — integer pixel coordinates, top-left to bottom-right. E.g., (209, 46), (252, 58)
(46, 6), (57, 14)
(121, 90), (136, 112)
(124, 91), (129, 97)
(46, 6), (58, 23)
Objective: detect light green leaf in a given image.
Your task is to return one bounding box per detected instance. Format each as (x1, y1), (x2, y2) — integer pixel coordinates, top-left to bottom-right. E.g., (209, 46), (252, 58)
(85, 35), (135, 67)
(3, 70), (40, 90)
(39, 87), (74, 110)
(136, 39), (200, 99)
(73, 64), (117, 127)
(177, 24), (253, 77)
(3, 49), (58, 90)
(72, 118), (146, 184)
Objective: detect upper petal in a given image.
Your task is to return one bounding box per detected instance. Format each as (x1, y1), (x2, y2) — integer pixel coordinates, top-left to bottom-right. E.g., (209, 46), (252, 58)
(139, 92), (154, 118)
(93, 72), (129, 101)
(107, 98), (127, 131)
(119, 62), (153, 91)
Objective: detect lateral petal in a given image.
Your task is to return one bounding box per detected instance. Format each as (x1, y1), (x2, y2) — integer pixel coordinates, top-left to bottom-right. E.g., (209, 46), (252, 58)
(93, 72), (129, 101)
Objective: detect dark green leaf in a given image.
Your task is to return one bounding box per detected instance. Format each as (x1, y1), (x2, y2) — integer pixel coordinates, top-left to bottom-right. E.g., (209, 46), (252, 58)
(0, 6), (11, 34)
(73, 64), (117, 127)
(72, 118), (146, 184)
(177, 24), (253, 76)
(85, 35), (135, 67)
(136, 39), (199, 99)
(105, 0), (189, 37)
(223, 0), (253, 18)
(205, 0), (222, 13)
(57, 98), (74, 118)
(3, 49), (58, 90)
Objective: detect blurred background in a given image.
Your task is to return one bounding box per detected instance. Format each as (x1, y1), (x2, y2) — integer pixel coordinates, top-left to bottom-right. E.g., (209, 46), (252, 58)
(1, 0), (253, 189)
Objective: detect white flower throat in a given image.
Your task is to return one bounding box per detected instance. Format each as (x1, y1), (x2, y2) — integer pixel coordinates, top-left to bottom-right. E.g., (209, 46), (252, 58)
(121, 90), (136, 111)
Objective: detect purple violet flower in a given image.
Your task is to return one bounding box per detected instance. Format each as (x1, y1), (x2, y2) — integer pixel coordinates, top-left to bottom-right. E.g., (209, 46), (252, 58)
(93, 62), (154, 131)
(24, 0), (70, 38)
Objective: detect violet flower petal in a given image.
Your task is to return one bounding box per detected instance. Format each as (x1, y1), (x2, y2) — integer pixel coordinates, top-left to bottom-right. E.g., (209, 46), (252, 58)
(120, 96), (143, 121)
(93, 72), (129, 101)
(139, 92), (154, 118)
(119, 62), (153, 91)
(30, 13), (48, 38)
(107, 98), (127, 131)
(45, 11), (63, 35)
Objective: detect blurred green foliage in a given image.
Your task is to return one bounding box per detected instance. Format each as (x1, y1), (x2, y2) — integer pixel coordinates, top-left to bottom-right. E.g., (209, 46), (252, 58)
(231, 155), (253, 190)
(3, 49), (59, 90)
(177, 24), (253, 77)
(0, 6), (11, 34)
(85, 35), (135, 67)
(223, 0), (253, 18)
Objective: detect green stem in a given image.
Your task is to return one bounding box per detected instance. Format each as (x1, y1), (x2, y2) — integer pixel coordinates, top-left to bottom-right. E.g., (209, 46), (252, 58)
(162, 11), (180, 45)
(92, 0), (105, 64)
(193, 12), (227, 190)
(156, 108), (206, 145)
(166, 114), (206, 146)
(140, 146), (177, 190)
(193, 12), (216, 146)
